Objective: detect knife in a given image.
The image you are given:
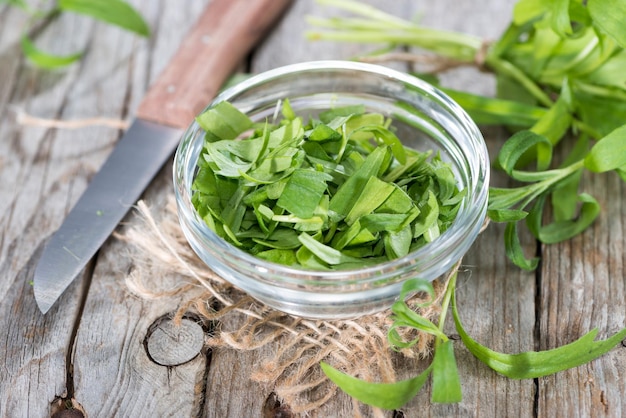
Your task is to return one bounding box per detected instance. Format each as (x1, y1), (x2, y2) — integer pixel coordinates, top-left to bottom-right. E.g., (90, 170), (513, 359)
(34, 0), (292, 314)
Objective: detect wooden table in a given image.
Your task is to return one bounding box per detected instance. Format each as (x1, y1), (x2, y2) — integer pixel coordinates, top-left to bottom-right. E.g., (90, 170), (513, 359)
(2, 1), (625, 417)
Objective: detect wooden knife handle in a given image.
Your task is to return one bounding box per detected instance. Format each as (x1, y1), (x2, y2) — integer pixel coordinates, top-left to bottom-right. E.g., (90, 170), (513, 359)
(136, 0), (292, 129)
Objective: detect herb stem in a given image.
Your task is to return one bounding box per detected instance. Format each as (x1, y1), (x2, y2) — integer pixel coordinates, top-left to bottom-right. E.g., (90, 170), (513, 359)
(574, 81), (626, 102)
(572, 119), (603, 140)
(485, 56), (553, 107)
(519, 159), (585, 208)
(437, 270), (458, 336)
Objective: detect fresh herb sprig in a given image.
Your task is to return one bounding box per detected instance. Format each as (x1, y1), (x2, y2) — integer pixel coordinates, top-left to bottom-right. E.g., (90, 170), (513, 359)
(308, 0), (626, 270)
(322, 275), (626, 409)
(4, 0), (149, 69)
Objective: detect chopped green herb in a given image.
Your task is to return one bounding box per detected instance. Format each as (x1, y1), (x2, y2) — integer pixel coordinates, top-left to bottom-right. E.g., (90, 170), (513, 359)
(192, 100), (463, 269)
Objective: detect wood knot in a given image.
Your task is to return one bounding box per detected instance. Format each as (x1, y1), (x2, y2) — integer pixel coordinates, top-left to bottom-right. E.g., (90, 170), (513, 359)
(145, 315), (205, 366)
(263, 392), (294, 418)
(51, 398), (86, 418)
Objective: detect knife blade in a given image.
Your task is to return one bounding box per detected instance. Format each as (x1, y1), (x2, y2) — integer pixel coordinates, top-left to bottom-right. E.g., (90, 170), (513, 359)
(34, 0), (292, 314)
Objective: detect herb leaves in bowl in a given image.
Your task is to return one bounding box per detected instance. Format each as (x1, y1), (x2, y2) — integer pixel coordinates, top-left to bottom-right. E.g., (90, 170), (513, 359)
(191, 99), (464, 270)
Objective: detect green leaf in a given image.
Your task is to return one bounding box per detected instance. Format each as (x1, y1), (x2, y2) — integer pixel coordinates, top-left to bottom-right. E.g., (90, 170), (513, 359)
(354, 125), (407, 164)
(530, 86), (572, 149)
(431, 340), (462, 403)
(550, 169), (582, 221)
(488, 186), (533, 211)
(345, 176), (395, 225)
(320, 362), (432, 410)
(504, 221), (539, 270)
(497, 130), (553, 176)
(329, 145), (388, 217)
(584, 124), (626, 173)
(281, 98), (296, 121)
(308, 123), (342, 142)
(546, 0), (572, 37)
(397, 277), (436, 306)
(442, 88), (547, 127)
(588, 0), (626, 48)
(384, 225), (412, 259)
(488, 209), (528, 223)
(583, 50), (626, 90)
(574, 88), (626, 138)
(256, 249), (297, 265)
(59, 0), (150, 37)
(513, 0), (546, 25)
(389, 302), (447, 349)
(277, 169), (333, 219)
(297, 233), (362, 266)
(538, 193), (600, 244)
(388, 278), (448, 348)
(20, 35), (82, 69)
(452, 292), (626, 379)
(196, 101), (253, 141)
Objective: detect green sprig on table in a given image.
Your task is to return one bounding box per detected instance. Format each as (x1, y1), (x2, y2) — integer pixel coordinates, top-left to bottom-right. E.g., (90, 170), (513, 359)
(322, 276), (626, 409)
(308, 0), (626, 409)
(4, 0), (149, 68)
(308, 0), (626, 270)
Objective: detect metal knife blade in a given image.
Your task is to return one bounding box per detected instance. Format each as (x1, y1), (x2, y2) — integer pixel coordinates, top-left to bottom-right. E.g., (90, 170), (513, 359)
(34, 0), (292, 314)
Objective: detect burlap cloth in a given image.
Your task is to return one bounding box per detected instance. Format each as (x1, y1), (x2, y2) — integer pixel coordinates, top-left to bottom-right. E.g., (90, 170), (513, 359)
(119, 196), (460, 416)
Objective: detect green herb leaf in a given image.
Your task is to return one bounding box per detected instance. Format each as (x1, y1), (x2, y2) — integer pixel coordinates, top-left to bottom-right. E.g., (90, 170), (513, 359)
(329, 145), (389, 217)
(320, 362), (432, 410)
(452, 292), (626, 379)
(431, 340), (462, 403)
(546, 0), (572, 37)
(389, 302), (447, 348)
(442, 88), (546, 127)
(584, 124), (626, 173)
(196, 101), (253, 141)
(58, 0), (150, 37)
(497, 130), (553, 176)
(504, 221), (539, 270)
(588, 0), (626, 48)
(538, 193), (600, 244)
(277, 169), (333, 219)
(20, 35), (82, 69)
(297, 232), (362, 266)
(345, 176), (395, 225)
(487, 208), (528, 222)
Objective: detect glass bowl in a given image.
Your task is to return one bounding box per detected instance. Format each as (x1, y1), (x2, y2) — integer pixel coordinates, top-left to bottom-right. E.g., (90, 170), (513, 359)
(173, 61), (489, 319)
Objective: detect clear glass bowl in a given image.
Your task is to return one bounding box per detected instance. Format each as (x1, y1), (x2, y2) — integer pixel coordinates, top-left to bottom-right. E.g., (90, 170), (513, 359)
(173, 61), (489, 319)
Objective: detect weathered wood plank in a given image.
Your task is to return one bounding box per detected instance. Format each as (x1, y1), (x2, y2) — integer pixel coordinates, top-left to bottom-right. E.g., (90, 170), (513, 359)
(538, 169), (626, 418)
(66, 0), (212, 416)
(0, 5), (101, 418)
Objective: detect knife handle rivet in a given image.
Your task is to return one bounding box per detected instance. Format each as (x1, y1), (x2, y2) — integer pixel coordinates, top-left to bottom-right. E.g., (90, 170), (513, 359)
(201, 34), (212, 44)
(167, 84), (176, 94)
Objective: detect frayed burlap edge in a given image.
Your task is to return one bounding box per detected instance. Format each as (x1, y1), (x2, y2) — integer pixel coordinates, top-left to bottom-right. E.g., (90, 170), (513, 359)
(118, 196), (464, 416)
